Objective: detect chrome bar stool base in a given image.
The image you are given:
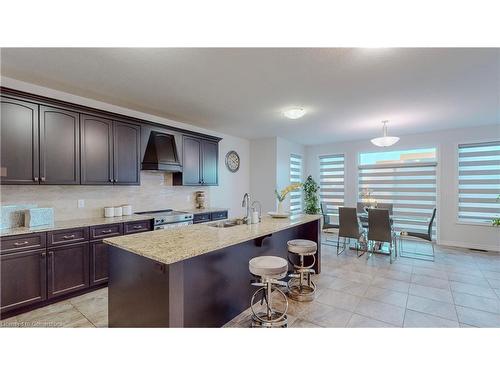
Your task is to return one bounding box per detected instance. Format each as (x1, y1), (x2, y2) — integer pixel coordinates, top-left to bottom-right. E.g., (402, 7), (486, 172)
(249, 256), (289, 328)
(287, 239), (318, 302)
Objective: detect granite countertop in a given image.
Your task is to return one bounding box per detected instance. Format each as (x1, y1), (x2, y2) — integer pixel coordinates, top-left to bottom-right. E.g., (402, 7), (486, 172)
(104, 214), (321, 265)
(181, 207), (229, 214)
(0, 214), (154, 237)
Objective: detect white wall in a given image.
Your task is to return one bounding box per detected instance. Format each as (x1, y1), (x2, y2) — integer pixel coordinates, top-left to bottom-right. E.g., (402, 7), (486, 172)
(276, 137), (306, 209)
(306, 124), (500, 251)
(249, 137), (306, 213)
(0, 77), (250, 218)
(249, 138), (277, 213)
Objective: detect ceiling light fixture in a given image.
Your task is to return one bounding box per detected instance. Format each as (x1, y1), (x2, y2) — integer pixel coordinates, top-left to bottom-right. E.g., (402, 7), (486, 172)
(283, 107), (306, 119)
(371, 120), (400, 147)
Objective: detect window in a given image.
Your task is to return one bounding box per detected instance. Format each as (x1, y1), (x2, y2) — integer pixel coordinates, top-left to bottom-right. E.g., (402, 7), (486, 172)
(289, 154), (303, 213)
(458, 141), (500, 224)
(358, 148), (437, 235)
(319, 154), (345, 223)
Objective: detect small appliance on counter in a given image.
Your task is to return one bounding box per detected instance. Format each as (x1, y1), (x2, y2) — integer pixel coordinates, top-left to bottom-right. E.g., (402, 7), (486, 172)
(135, 209), (194, 230)
(122, 205), (133, 215)
(104, 207), (115, 217)
(195, 191), (206, 209)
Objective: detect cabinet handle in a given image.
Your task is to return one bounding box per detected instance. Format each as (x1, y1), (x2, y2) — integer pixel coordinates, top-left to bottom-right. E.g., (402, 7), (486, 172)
(40, 252), (46, 258)
(13, 241), (29, 246)
(109, 178), (113, 182)
(101, 229), (113, 234)
(62, 234), (76, 239)
(34, 177), (39, 182)
(41, 176), (46, 182)
(114, 179), (117, 183)
(132, 225), (142, 229)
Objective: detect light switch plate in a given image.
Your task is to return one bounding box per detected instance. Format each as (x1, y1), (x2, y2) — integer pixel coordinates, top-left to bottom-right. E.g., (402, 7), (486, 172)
(77, 199), (85, 208)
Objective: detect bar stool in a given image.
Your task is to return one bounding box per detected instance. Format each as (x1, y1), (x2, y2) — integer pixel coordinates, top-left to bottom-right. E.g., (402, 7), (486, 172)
(287, 239), (317, 302)
(249, 256), (289, 328)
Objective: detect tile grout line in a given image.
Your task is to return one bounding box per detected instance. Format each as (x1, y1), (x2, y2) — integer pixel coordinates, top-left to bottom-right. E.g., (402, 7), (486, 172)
(69, 299), (98, 328)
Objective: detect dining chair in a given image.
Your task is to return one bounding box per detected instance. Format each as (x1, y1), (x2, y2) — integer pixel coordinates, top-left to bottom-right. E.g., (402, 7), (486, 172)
(320, 202), (340, 250)
(375, 203), (393, 215)
(399, 208), (437, 260)
(338, 207), (366, 256)
(367, 208), (396, 263)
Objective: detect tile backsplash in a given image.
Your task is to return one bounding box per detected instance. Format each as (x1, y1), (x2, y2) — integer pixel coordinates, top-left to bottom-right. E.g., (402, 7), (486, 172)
(0, 172), (209, 221)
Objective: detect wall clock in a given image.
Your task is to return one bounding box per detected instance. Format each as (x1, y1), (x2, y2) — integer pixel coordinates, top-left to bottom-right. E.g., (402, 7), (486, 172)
(225, 150), (240, 173)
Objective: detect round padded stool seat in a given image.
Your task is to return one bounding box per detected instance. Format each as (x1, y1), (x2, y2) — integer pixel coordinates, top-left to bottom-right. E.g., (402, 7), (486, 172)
(287, 239), (317, 255)
(249, 256), (288, 277)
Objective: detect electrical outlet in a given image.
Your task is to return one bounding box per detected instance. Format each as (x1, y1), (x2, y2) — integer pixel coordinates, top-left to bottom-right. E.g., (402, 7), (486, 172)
(77, 199), (85, 208)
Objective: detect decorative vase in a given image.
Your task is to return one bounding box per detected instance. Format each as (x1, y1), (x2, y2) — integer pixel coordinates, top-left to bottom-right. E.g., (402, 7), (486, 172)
(277, 200), (284, 213)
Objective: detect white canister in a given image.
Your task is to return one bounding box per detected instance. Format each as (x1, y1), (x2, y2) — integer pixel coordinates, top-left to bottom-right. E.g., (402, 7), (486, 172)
(114, 206), (123, 217)
(122, 205), (132, 216)
(104, 207), (114, 218)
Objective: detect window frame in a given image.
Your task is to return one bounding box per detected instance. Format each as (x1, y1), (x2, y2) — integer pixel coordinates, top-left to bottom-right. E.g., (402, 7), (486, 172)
(357, 146), (439, 236)
(289, 153), (303, 213)
(455, 140), (500, 227)
(318, 152), (345, 224)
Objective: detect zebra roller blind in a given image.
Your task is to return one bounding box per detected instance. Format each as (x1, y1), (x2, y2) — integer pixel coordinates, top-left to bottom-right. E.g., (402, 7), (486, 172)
(289, 154), (303, 213)
(458, 141), (500, 224)
(358, 149), (437, 234)
(319, 154), (345, 223)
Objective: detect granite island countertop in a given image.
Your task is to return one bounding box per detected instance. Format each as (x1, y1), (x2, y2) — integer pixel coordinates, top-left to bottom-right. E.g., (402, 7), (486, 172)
(0, 214), (154, 237)
(104, 214), (321, 265)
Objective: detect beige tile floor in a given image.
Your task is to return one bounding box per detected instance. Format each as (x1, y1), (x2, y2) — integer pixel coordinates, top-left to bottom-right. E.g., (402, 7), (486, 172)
(1, 287), (107, 328)
(225, 238), (500, 328)
(2, 237), (500, 328)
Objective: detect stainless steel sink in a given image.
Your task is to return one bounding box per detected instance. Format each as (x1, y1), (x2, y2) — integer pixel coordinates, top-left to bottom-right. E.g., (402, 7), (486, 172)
(208, 219), (245, 228)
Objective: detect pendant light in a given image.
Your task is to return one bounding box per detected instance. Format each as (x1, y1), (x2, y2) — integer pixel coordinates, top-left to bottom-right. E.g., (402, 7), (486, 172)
(371, 120), (399, 147)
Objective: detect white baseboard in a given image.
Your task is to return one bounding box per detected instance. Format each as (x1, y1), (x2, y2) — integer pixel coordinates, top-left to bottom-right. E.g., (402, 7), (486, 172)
(438, 240), (499, 252)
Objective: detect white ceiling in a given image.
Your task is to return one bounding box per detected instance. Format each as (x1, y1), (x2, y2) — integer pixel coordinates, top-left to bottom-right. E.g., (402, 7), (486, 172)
(1, 48), (499, 145)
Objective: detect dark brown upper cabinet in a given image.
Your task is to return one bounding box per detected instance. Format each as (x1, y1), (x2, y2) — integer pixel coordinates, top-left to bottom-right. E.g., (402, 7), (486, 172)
(80, 117), (140, 185)
(1, 88), (221, 187)
(113, 121), (140, 185)
(174, 136), (219, 186)
(39, 106), (80, 184)
(180, 136), (202, 185)
(80, 114), (113, 184)
(0, 97), (39, 184)
(201, 140), (219, 185)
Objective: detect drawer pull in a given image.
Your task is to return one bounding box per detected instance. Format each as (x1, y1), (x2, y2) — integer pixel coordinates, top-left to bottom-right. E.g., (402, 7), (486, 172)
(14, 241), (29, 246)
(132, 225), (143, 229)
(62, 234), (76, 239)
(101, 229), (113, 234)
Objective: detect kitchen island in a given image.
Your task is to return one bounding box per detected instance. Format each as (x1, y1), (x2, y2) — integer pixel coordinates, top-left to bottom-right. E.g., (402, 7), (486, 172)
(104, 214), (321, 327)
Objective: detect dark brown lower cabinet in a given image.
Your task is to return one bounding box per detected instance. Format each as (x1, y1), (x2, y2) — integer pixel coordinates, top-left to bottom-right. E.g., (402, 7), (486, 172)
(0, 248), (47, 315)
(90, 241), (109, 286)
(47, 242), (89, 299)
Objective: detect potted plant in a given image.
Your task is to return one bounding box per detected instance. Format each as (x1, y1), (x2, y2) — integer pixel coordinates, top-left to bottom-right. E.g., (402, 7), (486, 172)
(302, 175), (320, 214)
(275, 183), (302, 213)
